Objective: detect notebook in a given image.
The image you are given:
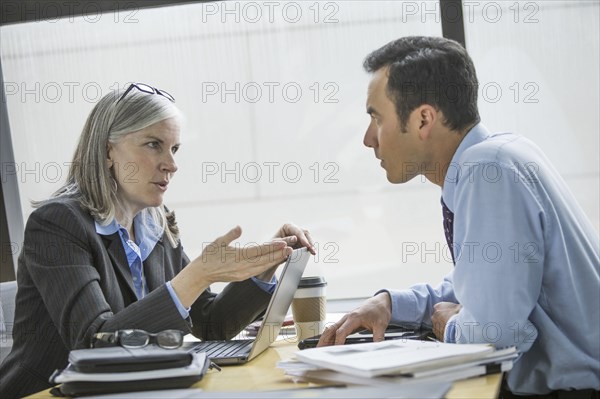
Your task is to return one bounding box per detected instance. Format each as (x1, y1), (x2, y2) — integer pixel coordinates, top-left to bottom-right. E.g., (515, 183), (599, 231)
(185, 247), (311, 365)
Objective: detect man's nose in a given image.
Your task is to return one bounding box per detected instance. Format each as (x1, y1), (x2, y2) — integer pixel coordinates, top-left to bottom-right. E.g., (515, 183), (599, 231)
(363, 122), (377, 148)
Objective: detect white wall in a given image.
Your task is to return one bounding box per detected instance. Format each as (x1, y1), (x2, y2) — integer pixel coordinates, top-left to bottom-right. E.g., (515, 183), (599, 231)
(1, 1), (598, 298)
(464, 0), (600, 231)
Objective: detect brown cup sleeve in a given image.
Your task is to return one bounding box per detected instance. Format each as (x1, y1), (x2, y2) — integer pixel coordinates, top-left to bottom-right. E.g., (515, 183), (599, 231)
(292, 297), (326, 322)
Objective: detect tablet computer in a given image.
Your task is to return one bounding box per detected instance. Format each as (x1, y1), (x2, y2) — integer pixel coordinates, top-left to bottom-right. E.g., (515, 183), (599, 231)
(297, 327), (435, 349)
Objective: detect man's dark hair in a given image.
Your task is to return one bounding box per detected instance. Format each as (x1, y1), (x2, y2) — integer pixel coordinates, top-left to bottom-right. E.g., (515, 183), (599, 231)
(363, 36), (480, 132)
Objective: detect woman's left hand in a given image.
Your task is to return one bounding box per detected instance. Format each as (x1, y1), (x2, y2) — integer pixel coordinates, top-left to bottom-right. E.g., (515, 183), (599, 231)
(255, 223), (316, 282)
(273, 223), (316, 255)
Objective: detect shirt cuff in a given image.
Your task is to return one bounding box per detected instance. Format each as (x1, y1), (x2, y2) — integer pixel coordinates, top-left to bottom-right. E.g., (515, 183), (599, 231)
(166, 281), (191, 319)
(444, 314), (459, 343)
(251, 275), (277, 294)
(375, 288), (419, 328)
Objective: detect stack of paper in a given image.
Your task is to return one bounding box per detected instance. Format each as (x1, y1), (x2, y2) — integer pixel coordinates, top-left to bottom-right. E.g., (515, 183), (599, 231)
(51, 352), (208, 383)
(278, 339), (516, 387)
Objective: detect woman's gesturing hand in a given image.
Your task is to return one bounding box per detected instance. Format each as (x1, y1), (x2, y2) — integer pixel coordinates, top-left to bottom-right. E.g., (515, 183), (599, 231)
(171, 225), (292, 308)
(273, 223), (316, 255)
(197, 225), (292, 283)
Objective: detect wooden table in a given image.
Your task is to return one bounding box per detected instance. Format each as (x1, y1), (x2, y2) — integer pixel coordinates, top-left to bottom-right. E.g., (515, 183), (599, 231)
(27, 339), (502, 398)
(196, 339), (502, 398)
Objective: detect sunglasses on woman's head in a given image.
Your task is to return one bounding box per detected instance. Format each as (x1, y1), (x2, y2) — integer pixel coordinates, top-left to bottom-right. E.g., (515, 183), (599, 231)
(117, 83), (175, 103)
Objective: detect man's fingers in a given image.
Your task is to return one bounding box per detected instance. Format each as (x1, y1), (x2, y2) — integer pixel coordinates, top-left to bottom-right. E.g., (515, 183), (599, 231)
(333, 318), (361, 345)
(372, 325), (386, 342)
(318, 316), (347, 347)
(317, 326), (336, 347)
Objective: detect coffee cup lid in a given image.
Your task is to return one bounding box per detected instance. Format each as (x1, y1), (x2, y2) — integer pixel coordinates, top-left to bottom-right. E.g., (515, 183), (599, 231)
(298, 276), (327, 288)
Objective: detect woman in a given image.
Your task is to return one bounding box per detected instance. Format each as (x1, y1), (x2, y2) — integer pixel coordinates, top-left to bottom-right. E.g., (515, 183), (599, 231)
(0, 84), (315, 398)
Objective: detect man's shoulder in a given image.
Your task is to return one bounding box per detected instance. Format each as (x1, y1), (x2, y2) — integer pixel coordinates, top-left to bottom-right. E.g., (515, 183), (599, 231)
(460, 132), (539, 166)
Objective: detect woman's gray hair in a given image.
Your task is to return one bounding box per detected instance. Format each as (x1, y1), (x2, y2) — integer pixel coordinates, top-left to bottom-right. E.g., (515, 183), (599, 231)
(36, 87), (182, 247)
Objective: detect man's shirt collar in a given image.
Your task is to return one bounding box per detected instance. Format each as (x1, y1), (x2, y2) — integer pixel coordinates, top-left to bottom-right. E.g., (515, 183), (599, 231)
(442, 123), (492, 211)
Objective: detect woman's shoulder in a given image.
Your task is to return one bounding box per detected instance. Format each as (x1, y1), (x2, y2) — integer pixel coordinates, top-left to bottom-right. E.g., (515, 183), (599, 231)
(29, 196), (93, 226)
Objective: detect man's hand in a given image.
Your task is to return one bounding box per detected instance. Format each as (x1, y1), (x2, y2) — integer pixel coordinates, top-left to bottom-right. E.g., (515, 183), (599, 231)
(432, 302), (462, 341)
(317, 292), (392, 347)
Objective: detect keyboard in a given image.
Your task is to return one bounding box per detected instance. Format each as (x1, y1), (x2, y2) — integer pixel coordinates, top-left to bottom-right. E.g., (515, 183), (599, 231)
(190, 339), (254, 359)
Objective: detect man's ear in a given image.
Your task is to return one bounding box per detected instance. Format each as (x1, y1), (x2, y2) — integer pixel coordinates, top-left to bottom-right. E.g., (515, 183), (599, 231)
(416, 105), (437, 140)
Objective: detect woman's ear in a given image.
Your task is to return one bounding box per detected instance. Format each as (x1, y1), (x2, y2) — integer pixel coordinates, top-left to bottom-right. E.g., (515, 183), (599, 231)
(106, 144), (114, 169)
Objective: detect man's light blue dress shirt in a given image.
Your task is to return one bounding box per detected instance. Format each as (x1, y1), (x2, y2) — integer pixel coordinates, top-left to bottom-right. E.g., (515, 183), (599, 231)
(95, 212), (276, 320)
(381, 123), (599, 395)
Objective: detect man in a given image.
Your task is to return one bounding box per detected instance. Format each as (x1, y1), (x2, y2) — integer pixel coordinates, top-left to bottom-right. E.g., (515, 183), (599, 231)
(318, 36), (599, 398)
